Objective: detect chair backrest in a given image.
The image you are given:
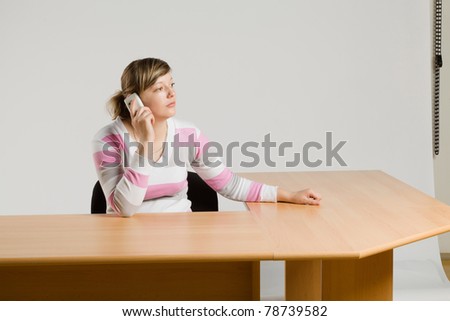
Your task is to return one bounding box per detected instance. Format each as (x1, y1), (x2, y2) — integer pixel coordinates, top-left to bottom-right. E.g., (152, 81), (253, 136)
(91, 171), (218, 213)
(91, 180), (107, 214)
(186, 171), (219, 212)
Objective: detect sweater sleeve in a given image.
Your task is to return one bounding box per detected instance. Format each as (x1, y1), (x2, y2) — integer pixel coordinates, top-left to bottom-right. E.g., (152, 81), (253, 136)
(92, 126), (152, 217)
(177, 124), (278, 203)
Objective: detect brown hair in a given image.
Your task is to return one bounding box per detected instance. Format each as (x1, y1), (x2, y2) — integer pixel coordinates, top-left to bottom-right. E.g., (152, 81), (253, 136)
(108, 58), (171, 120)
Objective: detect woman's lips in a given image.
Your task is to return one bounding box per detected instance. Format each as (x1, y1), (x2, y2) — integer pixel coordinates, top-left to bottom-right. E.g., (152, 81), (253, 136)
(167, 102), (176, 108)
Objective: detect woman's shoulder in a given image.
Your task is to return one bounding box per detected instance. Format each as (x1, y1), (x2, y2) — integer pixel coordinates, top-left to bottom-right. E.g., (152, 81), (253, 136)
(92, 118), (124, 142)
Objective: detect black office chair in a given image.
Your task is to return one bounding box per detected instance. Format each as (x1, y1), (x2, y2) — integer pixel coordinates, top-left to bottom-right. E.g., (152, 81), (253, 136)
(91, 171), (218, 213)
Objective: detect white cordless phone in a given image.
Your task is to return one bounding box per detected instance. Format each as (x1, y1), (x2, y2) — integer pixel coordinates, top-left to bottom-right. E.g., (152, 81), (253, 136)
(124, 93), (144, 113)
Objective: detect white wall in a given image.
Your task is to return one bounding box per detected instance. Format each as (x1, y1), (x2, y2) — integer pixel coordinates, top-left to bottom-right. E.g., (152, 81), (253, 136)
(0, 0), (439, 251)
(434, 0), (450, 253)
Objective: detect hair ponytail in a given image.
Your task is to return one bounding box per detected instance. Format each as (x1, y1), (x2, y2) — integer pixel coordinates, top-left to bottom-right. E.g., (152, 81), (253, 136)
(108, 90), (128, 120)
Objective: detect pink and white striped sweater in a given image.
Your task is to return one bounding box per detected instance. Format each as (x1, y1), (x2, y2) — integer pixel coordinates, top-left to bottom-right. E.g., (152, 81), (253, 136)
(92, 117), (277, 216)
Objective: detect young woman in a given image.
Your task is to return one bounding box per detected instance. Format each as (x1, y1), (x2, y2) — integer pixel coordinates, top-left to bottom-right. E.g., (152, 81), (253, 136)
(92, 58), (321, 216)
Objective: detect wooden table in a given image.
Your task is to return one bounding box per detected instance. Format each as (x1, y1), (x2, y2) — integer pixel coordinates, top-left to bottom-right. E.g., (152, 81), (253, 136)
(241, 170), (450, 300)
(1, 170), (450, 300)
(0, 211), (268, 300)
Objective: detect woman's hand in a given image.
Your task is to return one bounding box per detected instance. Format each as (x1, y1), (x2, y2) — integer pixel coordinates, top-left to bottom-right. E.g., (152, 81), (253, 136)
(277, 187), (322, 206)
(129, 99), (155, 156)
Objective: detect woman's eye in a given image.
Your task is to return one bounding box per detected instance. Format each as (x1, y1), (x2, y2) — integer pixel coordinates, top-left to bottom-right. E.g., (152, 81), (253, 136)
(171, 83), (175, 88)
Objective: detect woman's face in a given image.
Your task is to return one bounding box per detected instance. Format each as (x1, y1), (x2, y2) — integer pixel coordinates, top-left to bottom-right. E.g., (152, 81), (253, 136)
(140, 73), (176, 121)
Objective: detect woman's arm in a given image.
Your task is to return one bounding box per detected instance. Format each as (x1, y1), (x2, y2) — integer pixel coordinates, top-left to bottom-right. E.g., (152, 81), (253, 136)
(92, 126), (152, 217)
(185, 123), (321, 206)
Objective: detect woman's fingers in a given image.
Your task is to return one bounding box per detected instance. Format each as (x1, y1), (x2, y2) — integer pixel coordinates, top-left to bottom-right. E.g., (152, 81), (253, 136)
(300, 189), (321, 205)
(131, 106), (155, 143)
(133, 106), (152, 123)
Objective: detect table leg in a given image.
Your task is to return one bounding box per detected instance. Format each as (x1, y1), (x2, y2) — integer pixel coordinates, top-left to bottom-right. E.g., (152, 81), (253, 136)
(286, 259), (322, 300)
(286, 250), (393, 301)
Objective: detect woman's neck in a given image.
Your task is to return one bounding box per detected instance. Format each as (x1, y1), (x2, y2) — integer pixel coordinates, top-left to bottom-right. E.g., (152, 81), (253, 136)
(152, 119), (168, 142)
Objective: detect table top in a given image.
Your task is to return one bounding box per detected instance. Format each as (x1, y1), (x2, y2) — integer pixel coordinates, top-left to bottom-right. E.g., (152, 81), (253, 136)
(1, 170), (450, 265)
(241, 170), (450, 259)
(0, 211), (273, 265)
